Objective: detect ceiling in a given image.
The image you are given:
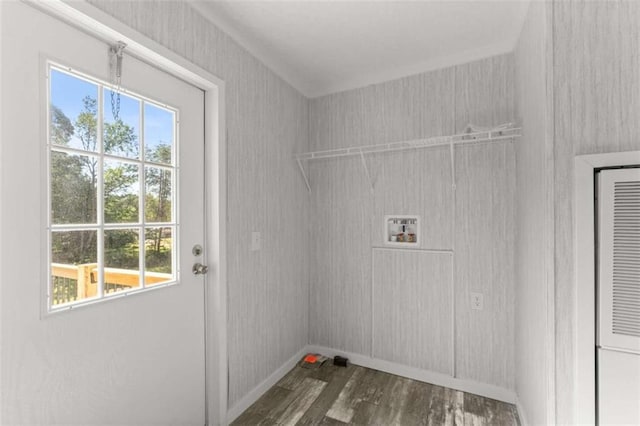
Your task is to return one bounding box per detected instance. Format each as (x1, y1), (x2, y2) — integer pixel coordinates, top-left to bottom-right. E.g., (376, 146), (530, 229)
(191, 1), (530, 98)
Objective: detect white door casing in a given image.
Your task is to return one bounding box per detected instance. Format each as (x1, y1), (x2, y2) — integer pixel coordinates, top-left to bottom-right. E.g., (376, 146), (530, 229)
(596, 167), (640, 426)
(575, 151), (640, 426)
(0, 2), (221, 424)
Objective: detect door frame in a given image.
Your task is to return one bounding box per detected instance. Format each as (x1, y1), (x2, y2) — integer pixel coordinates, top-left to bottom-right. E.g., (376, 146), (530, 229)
(574, 150), (640, 425)
(26, 1), (228, 423)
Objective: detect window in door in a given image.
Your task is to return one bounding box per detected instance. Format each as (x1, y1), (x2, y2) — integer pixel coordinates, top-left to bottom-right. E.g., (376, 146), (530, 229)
(48, 63), (179, 311)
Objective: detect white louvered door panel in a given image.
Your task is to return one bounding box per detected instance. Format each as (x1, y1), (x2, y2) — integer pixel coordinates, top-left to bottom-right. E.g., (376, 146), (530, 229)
(598, 168), (640, 353)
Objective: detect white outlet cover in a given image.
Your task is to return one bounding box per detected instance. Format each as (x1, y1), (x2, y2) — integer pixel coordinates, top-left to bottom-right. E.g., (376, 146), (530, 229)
(471, 292), (483, 311)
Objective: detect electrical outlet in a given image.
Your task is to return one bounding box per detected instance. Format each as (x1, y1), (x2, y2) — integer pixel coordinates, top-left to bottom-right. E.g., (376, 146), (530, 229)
(471, 292), (483, 310)
(251, 231), (261, 251)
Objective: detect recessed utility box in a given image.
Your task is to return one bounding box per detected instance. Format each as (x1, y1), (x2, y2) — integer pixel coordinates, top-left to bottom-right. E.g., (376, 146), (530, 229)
(384, 215), (420, 247)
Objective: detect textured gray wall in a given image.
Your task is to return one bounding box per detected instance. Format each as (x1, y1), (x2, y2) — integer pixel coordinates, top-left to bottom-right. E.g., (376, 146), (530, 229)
(373, 250), (454, 374)
(453, 57), (515, 390)
(308, 54), (516, 390)
(552, 1), (640, 423)
(75, 1), (630, 414)
(18, 2), (640, 420)
(513, 2), (555, 425)
(86, 0), (311, 408)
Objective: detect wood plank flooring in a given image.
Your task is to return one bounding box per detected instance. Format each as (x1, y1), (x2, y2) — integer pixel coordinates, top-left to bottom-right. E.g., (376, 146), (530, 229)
(231, 362), (520, 425)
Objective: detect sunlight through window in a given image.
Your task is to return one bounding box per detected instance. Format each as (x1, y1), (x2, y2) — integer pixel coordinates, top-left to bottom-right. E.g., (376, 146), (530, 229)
(48, 64), (178, 310)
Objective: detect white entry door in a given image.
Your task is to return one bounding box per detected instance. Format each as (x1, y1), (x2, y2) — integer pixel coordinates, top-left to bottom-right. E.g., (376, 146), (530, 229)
(1, 2), (207, 425)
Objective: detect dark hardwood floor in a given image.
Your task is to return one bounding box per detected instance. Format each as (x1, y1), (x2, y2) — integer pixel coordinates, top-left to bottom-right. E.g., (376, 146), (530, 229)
(231, 361), (521, 425)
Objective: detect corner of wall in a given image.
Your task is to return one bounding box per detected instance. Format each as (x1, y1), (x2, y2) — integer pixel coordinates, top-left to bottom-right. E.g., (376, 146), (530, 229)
(515, 395), (529, 426)
(513, 1), (556, 425)
(305, 94), (312, 347)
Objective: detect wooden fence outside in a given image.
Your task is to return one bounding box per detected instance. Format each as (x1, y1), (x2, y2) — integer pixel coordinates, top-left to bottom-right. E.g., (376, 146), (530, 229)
(51, 263), (172, 305)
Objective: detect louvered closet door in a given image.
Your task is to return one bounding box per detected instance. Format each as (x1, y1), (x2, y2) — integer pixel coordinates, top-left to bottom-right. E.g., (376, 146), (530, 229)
(598, 168), (640, 353)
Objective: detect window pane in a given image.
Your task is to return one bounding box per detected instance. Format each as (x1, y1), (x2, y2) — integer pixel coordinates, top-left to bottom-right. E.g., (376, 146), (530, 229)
(105, 229), (141, 294)
(51, 151), (98, 224)
(48, 65), (181, 310)
(51, 230), (98, 305)
(104, 160), (139, 224)
(50, 69), (99, 152)
(144, 227), (173, 286)
(103, 89), (140, 159)
(145, 166), (172, 223)
(144, 103), (174, 165)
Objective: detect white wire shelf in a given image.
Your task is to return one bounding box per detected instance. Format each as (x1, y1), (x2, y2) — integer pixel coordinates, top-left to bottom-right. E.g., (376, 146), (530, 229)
(294, 126), (521, 193)
(295, 127), (521, 161)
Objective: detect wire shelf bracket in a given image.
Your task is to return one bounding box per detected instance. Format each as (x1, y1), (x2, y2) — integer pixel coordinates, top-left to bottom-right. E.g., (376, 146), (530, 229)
(359, 151), (375, 194)
(296, 156), (311, 192)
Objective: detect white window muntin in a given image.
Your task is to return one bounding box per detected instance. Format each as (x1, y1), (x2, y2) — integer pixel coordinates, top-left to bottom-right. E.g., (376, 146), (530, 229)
(46, 61), (180, 312)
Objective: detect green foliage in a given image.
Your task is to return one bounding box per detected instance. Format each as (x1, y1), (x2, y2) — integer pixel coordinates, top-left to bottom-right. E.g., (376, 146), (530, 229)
(75, 96), (99, 227)
(145, 229), (172, 273)
(145, 144), (172, 261)
(105, 119), (138, 157)
(145, 181), (171, 222)
(52, 230), (97, 265)
(50, 105), (74, 146)
(146, 143), (171, 164)
(51, 152), (96, 225)
(105, 230), (139, 270)
(50, 96), (172, 274)
(76, 96), (98, 152)
(104, 163), (138, 223)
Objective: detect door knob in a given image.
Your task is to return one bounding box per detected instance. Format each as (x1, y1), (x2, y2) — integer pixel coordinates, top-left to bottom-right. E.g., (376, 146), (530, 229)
(192, 263), (209, 275)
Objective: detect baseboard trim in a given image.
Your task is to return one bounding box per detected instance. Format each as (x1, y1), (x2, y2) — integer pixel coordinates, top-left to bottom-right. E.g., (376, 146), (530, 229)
(306, 344), (517, 405)
(226, 347), (308, 424)
(226, 344), (519, 424)
(515, 397), (529, 426)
